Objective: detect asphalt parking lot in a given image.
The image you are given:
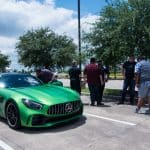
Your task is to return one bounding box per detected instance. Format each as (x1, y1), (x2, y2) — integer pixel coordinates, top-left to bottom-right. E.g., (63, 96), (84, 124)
(0, 95), (150, 150)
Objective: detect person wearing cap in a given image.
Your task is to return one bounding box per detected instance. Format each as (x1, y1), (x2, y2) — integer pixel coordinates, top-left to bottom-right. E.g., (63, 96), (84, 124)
(68, 61), (81, 94)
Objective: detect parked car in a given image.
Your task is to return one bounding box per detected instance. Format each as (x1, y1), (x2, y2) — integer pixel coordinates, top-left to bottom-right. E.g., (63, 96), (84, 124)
(0, 73), (83, 129)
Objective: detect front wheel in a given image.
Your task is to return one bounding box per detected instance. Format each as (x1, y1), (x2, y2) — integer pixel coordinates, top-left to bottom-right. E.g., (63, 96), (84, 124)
(6, 102), (21, 129)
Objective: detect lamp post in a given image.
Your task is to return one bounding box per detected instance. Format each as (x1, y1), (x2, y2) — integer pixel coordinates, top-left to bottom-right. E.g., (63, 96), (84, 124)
(78, 0), (81, 70)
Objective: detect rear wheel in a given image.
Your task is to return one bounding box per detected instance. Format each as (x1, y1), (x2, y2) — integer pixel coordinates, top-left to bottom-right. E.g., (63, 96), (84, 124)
(6, 102), (21, 129)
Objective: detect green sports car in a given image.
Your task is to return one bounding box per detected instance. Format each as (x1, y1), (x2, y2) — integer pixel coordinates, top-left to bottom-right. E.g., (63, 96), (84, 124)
(0, 73), (83, 129)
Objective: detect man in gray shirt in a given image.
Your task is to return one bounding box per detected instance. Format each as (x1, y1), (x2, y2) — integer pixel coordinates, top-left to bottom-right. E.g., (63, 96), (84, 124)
(135, 56), (150, 113)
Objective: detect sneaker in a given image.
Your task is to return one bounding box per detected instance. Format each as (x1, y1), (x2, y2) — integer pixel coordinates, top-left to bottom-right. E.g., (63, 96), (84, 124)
(135, 108), (140, 113)
(97, 103), (104, 106)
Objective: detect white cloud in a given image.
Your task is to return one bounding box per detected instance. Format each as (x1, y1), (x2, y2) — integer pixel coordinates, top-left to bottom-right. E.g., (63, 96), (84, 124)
(44, 0), (55, 6)
(0, 0), (75, 35)
(0, 0), (98, 69)
(0, 36), (17, 54)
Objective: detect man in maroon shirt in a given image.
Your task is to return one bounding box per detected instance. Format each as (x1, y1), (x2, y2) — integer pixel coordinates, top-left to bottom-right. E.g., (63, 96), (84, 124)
(84, 58), (103, 106)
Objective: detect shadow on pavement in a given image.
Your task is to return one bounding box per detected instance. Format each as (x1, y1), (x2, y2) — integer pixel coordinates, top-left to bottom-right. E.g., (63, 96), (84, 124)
(0, 117), (7, 125)
(97, 104), (111, 107)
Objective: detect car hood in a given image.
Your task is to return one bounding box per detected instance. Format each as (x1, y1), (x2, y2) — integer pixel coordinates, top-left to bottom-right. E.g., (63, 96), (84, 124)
(11, 84), (80, 105)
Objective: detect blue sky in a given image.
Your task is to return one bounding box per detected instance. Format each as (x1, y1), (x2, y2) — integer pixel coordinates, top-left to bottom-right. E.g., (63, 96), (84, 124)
(0, 0), (107, 70)
(54, 0), (107, 16)
(37, 0), (107, 15)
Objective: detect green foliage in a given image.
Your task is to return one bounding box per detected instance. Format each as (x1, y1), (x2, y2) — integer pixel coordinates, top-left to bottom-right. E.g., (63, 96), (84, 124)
(0, 52), (10, 72)
(81, 87), (121, 95)
(83, 0), (150, 66)
(16, 28), (77, 68)
(104, 88), (121, 96)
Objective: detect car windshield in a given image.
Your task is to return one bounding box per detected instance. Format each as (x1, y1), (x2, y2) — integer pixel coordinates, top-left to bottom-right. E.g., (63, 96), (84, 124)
(0, 74), (43, 88)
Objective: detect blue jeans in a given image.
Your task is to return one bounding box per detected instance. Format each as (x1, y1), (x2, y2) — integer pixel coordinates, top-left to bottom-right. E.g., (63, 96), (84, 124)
(121, 78), (135, 104)
(88, 84), (100, 105)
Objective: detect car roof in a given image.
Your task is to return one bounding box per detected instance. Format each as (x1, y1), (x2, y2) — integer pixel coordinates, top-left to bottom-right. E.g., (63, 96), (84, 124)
(0, 72), (31, 76)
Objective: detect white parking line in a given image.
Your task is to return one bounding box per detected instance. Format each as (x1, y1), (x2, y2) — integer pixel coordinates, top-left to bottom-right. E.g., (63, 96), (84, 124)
(85, 113), (136, 126)
(0, 140), (14, 150)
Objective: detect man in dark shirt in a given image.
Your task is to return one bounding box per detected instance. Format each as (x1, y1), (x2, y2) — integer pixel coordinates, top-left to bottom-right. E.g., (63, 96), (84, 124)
(118, 56), (136, 105)
(84, 58), (103, 106)
(68, 61), (81, 94)
(98, 60), (109, 105)
(36, 65), (54, 84)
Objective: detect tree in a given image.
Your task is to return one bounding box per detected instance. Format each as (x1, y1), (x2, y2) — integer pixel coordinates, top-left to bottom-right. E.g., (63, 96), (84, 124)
(51, 34), (77, 67)
(16, 28), (77, 68)
(0, 51), (10, 72)
(83, 0), (150, 66)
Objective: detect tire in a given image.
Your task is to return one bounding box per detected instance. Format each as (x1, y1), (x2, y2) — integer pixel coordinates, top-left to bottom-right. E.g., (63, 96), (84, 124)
(6, 101), (21, 130)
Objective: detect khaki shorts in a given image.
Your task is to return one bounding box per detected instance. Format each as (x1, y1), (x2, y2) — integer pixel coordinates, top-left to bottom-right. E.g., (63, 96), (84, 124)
(138, 81), (150, 98)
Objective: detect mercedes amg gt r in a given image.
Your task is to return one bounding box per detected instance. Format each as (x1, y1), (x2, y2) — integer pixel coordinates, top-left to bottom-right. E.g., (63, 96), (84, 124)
(0, 73), (83, 129)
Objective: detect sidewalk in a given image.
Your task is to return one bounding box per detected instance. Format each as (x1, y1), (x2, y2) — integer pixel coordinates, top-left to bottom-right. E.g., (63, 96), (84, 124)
(60, 79), (138, 91)
(60, 79), (123, 89)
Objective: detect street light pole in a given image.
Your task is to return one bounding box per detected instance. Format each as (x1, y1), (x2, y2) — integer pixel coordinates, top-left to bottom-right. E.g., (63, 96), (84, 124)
(78, 0), (81, 70)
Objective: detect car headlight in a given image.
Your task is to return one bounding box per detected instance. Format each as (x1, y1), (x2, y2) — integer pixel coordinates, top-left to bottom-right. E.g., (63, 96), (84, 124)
(22, 99), (43, 110)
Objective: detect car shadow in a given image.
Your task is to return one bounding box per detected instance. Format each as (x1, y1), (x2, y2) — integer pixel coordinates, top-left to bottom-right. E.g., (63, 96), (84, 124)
(19, 116), (87, 134)
(0, 117), (7, 125)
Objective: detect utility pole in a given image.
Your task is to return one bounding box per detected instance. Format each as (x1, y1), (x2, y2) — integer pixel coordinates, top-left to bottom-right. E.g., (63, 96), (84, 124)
(78, 0), (81, 70)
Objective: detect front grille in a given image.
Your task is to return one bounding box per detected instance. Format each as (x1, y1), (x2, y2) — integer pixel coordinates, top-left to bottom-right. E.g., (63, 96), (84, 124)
(32, 109), (83, 126)
(47, 101), (81, 115)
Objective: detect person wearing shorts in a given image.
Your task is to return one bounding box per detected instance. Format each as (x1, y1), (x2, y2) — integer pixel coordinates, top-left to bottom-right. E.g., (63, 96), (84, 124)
(138, 82), (150, 98)
(135, 57), (150, 113)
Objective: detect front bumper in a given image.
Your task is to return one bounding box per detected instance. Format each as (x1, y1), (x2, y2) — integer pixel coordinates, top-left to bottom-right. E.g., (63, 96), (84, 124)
(32, 108), (83, 126)
(22, 105), (83, 127)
